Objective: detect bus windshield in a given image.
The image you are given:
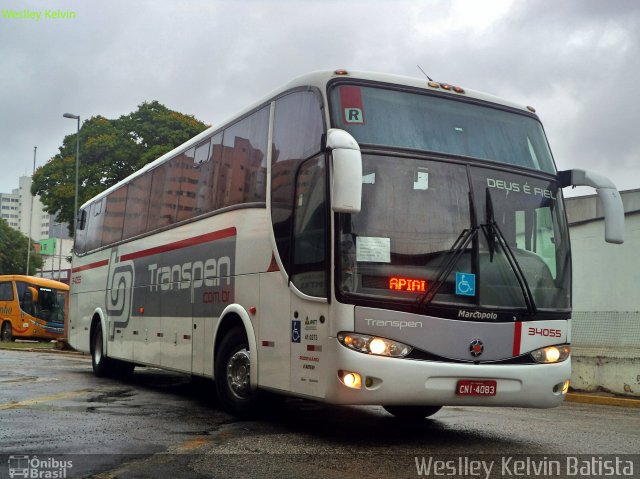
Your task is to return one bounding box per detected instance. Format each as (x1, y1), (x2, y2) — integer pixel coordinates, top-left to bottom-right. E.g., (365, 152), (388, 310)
(329, 84), (556, 174)
(337, 155), (571, 314)
(16, 282), (67, 324)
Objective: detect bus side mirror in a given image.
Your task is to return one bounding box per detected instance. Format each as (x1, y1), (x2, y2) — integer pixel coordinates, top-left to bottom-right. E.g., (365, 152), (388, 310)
(327, 128), (362, 213)
(28, 286), (39, 303)
(559, 169), (624, 244)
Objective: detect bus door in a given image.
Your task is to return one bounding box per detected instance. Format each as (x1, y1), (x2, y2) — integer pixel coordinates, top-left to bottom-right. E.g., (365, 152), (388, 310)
(288, 156), (329, 398)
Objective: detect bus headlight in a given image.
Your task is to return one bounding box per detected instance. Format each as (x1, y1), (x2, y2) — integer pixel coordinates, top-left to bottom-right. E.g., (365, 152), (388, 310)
(530, 345), (570, 364)
(338, 332), (412, 358)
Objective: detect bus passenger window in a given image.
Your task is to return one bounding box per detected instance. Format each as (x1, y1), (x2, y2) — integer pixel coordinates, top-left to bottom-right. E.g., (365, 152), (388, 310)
(123, 173), (152, 240)
(101, 185), (128, 246)
(85, 199), (104, 252)
(176, 148), (197, 222)
(195, 133), (223, 214)
(147, 163), (173, 231)
(0, 282), (13, 301)
(219, 106), (269, 208)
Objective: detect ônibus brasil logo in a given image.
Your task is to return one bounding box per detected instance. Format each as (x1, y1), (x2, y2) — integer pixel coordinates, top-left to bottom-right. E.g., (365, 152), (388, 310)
(7, 455), (72, 478)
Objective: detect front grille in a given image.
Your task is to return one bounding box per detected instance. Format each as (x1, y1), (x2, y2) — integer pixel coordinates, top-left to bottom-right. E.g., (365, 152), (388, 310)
(406, 348), (534, 365)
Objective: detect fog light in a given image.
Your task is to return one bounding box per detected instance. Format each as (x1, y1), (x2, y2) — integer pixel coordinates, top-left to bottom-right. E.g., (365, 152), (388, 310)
(338, 370), (362, 389)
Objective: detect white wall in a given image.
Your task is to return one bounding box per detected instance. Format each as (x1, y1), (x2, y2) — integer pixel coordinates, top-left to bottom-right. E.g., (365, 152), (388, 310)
(568, 190), (640, 396)
(571, 213), (640, 312)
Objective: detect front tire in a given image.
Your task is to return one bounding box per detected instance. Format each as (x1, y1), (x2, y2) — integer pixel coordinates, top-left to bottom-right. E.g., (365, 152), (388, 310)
(1, 322), (13, 342)
(383, 405), (442, 419)
(91, 325), (115, 377)
(215, 327), (261, 417)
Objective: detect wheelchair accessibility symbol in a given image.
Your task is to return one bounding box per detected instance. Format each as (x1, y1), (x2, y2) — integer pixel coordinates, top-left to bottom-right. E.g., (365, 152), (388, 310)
(291, 320), (301, 343)
(456, 272), (476, 296)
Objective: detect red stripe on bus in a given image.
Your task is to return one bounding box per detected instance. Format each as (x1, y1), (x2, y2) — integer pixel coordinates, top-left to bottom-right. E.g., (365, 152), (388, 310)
(71, 259), (109, 273)
(120, 227), (237, 262)
(512, 321), (522, 356)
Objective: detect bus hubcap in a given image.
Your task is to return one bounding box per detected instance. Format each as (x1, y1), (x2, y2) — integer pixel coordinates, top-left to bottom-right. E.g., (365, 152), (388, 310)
(226, 348), (251, 399)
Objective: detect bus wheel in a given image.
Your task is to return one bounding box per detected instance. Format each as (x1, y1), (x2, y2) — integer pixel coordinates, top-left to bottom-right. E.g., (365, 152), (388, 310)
(383, 405), (442, 419)
(1, 322), (12, 342)
(91, 326), (114, 377)
(215, 327), (260, 417)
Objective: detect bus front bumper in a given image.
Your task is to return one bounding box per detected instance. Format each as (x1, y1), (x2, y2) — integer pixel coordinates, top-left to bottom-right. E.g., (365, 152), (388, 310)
(323, 339), (570, 409)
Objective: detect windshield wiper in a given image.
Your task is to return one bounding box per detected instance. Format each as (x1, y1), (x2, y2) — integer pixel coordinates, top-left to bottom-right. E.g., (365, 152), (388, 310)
(417, 193), (478, 309)
(483, 188), (537, 316)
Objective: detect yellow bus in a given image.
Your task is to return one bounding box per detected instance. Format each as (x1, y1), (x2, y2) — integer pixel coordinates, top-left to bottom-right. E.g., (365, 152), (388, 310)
(0, 275), (68, 342)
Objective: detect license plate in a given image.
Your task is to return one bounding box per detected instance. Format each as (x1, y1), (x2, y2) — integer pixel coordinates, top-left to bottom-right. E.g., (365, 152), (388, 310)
(456, 379), (497, 396)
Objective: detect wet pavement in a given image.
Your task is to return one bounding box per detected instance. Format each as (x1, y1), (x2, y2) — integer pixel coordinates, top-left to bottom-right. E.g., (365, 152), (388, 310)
(1, 349), (639, 478)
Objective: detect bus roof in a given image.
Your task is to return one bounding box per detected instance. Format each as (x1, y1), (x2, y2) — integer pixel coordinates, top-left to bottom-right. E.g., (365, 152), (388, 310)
(80, 69), (535, 209)
(0, 275), (70, 291)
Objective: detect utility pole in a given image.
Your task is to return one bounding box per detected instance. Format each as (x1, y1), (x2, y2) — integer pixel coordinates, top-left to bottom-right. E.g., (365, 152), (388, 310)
(25, 146), (36, 275)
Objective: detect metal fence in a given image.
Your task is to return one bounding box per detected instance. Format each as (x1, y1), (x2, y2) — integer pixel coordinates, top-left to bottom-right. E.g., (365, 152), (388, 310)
(571, 311), (640, 359)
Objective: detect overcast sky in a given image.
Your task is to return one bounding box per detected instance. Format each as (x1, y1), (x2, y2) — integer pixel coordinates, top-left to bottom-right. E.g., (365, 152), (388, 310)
(1, 0), (639, 198)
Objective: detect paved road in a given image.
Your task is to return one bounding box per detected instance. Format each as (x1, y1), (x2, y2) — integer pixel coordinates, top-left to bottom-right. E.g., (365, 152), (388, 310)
(0, 349), (638, 478)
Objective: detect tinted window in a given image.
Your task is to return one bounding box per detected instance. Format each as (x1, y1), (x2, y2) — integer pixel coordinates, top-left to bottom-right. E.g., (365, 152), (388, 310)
(122, 172), (152, 240)
(330, 85), (556, 174)
(0, 282), (13, 301)
(195, 132), (223, 215)
(271, 90), (325, 274)
(290, 156), (327, 297)
(102, 185), (128, 246)
(85, 199), (104, 252)
(74, 208), (89, 254)
(16, 281), (36, 316)
(146, 163), (172, 231)
(176, 148), (197, 222)
(219, 106), (269, 208)
(272, 91), (324, 164)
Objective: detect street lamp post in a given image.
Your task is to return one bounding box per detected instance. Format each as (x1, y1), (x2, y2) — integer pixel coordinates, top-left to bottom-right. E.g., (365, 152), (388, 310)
(63, 113), (80, 232)
(25, 146), (37, 275)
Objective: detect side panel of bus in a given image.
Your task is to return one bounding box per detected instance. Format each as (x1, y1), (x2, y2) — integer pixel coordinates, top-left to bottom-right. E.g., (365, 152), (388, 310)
(70, 209), (272, 376)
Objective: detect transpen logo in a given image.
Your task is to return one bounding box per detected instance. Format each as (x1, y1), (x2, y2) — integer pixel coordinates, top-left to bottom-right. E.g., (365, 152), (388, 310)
(364, 318), (423, 329)
(105, 249), (134, 318)
(105, 249), (134, 340)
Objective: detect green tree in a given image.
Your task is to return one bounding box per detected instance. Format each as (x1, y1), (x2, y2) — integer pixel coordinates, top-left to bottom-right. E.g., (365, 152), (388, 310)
(32, 101), (209, 235)
(0, 219), (43, 275)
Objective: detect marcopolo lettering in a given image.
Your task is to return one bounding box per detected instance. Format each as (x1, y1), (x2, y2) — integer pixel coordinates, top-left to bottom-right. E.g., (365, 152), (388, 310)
(458, 310), (498, 320)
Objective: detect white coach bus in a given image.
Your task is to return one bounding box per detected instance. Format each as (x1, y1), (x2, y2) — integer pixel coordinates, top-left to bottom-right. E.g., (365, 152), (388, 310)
(69, 70), (624, 418)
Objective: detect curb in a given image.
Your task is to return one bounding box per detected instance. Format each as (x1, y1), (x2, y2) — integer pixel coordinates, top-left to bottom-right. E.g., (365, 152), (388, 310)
(565, 392), (640, 408)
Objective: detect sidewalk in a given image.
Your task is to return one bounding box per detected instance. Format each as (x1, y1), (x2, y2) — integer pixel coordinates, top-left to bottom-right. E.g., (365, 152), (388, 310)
(565, 391), (640, 408)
